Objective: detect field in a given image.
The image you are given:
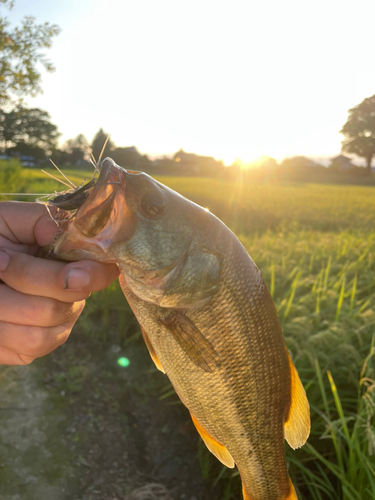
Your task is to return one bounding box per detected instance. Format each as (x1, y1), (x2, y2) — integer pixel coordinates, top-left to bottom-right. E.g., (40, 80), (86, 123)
(1, 163), (375, 499)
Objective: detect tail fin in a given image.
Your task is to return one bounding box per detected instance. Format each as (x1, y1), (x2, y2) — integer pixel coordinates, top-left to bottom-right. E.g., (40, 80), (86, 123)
(242, 478), (298, 500)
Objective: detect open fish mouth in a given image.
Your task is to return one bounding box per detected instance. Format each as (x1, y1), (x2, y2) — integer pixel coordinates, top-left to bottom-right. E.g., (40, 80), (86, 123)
(71, 158), (124, 238)
(49, 158), (120, 213)
(50, 158), (129, 261)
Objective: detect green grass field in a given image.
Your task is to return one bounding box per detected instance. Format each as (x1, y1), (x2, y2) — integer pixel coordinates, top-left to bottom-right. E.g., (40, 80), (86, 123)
(2, 162), (375, 499)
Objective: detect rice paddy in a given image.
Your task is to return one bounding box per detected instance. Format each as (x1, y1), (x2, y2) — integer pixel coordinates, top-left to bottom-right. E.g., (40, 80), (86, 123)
(2, 163), (375, 499)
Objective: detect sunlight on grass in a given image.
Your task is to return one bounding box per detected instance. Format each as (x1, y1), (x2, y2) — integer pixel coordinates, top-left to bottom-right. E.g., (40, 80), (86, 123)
(6, 167), (375, 499)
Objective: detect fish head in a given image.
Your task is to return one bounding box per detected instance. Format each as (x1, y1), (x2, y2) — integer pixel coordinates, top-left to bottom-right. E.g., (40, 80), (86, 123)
(53, 158), (222, 309)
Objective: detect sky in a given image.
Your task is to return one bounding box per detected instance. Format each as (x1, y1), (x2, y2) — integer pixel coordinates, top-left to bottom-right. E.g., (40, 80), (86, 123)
(4, 0), (375, 165)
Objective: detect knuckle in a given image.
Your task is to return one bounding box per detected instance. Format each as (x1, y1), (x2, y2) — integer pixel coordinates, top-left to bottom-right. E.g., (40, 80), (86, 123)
(46, 299), (73, 325)
(62, 302), (80, 322)
(18, 354), (35, 365)
(14, 255), (34, 281)
(76, 300), (86, 315)
(26, 326), (48, 354)
(65, 301), (85, 323)
(56, 325), (72, 347)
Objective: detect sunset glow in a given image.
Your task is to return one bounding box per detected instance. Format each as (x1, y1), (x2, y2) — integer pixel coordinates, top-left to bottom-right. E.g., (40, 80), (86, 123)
(6, 0), (375, 165)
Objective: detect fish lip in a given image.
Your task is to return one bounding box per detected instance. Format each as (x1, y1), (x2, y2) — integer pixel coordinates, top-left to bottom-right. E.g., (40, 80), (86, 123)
(87, 158), (127, 203)
(97, 157), (117, 186)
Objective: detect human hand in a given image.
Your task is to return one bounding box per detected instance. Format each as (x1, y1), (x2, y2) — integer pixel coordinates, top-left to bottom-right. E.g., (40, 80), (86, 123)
(0, 201), (119, 365)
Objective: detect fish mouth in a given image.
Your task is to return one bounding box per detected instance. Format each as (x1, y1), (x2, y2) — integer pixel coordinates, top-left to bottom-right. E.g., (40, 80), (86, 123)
(53, 158), (131, 262)
(74, 158), (123, 238)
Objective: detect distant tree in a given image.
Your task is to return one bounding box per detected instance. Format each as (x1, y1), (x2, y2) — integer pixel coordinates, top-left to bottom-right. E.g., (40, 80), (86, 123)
(49, 147), (71, 166)
(62, 134), (88, 163)
(90, 128), (115, 162)
(139, 154), (152, 170)
(0, 0), (60, 104)
(280, 156), (322, 169)
(111, 146), (141, 167)
(7, 141), (46, 160)
(340, 95), (375, 174)
(249, 156), (278, 170)
(0, 105), (60, 153)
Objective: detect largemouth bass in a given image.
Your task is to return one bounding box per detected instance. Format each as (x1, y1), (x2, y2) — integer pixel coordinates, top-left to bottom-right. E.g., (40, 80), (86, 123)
(52, 158), (310, 500)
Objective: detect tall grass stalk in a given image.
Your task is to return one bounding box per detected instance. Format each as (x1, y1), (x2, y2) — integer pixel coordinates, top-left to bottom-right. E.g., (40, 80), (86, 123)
(349, 274), (357, 316)
(270, 262), (275, 297)
(335, 277), (346, 322)
(284, 271), (301, 319)
(294, 355), (375, 500)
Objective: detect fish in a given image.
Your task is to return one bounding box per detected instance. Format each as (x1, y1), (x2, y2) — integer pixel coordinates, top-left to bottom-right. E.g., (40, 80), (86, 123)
(52, 157), (310, 500)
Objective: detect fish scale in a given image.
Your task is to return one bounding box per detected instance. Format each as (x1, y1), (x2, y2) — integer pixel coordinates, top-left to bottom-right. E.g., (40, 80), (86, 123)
(53, 158), (310, 500)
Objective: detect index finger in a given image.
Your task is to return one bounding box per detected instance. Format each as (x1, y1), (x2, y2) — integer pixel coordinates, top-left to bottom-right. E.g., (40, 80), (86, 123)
(0, 201), (58, 249)
(0, 249), (119, 302)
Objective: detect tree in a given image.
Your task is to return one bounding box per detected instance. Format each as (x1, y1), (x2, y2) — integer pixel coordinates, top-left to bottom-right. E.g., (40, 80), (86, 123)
(7, 141), (46, 160)
(0, 0), (60, 104)
(62, 134), (88, 163)
(251, 156), (278, 170)
(111, 146), (141, 167)
(340, 95), (375, 174)
(0, 105), (60, 154)
(90, 128), (115, 162)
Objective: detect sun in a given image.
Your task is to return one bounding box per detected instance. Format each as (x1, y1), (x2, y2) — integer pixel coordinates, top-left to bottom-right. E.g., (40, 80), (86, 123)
(231, 154), (271, 169)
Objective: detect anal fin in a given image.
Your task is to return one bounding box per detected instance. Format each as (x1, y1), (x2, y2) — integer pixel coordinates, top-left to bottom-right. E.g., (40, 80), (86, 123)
(242, 483), (253, 500)
(284, 353), (310, 449)
(140, 327), (165, 374)
(285, 478), (299, 500)
(190, 413), (234, 468)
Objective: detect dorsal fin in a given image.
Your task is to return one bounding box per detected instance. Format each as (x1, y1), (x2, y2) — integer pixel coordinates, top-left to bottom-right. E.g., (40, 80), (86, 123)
(284, 354), (310, 449)
(140, 327), (165, 374)
(190, 413), (235, 468)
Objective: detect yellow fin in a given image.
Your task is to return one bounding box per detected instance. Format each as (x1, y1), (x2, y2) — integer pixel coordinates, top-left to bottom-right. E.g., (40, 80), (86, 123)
(285, 479), (299, 500)
(242, 483), (253, 500)
(242, 483), (252, 500)
(284, 354), (310, 449)
(242, 477), (298, 500)
(140, 327), (165, 374)
(190, 413), (235, 468)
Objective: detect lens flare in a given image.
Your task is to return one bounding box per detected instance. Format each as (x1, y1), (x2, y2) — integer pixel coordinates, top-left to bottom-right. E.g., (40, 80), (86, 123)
(117, 357), (130, 367)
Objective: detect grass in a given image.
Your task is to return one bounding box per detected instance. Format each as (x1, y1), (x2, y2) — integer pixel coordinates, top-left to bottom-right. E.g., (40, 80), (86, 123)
(2, 163), (375, 499)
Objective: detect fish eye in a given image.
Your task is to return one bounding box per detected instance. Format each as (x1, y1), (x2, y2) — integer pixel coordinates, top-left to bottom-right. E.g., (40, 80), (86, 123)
(141, 191), (166, 217)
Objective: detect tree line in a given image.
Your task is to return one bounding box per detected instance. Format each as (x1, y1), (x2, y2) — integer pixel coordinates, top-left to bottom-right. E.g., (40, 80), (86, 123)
(1, 100), (375, 183)
(1, 0), (375, 180)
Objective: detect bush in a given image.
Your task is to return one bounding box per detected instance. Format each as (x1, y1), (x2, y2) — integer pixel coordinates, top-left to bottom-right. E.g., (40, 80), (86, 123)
(0, 159), (22, 199)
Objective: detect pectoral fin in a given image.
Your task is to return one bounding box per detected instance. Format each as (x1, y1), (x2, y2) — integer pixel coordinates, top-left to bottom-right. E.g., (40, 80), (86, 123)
(284, 354), (310, 449)
(159, 311), (221, 373)
(140, 327), (165, 374)
(190, 413), (234, 468)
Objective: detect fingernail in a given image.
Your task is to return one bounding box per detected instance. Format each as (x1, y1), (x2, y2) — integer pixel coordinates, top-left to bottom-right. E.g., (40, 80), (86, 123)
(0, 250), (10, 272)
(64, 268), (90, 290)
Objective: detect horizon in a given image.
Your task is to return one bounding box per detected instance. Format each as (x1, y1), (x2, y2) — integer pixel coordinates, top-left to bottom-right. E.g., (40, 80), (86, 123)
(4, 0), (375, 166)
